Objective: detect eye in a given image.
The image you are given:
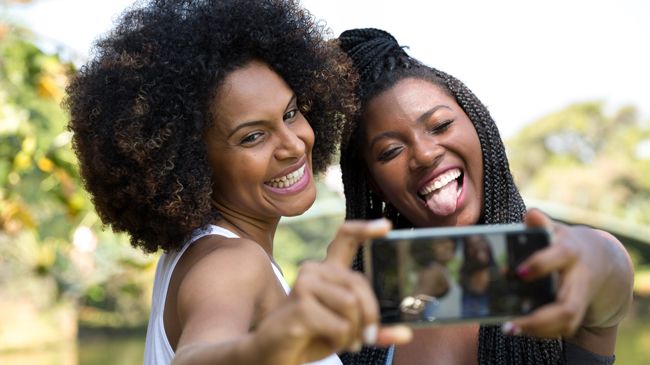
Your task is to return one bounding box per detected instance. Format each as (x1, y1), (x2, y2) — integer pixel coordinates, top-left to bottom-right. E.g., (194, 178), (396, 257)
(241, 131), (265, 145)
(283, 109), (298, 121)
(428, 119), (454, 134)
(378, 145), (403, 162)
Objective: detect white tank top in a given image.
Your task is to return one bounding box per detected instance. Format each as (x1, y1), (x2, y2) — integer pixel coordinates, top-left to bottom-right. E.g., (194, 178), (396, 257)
(143, 224), (342, 365)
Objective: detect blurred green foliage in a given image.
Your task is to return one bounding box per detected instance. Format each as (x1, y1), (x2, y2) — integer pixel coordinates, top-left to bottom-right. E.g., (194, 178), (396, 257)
(0, 20), (155, 337)
(507, 102), (650, 225)
(275, 181), (346, 284)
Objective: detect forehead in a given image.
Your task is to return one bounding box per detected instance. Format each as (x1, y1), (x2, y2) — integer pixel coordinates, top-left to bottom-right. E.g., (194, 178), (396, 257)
(364, 78), (455, 124)
(211, 61), (293, 127)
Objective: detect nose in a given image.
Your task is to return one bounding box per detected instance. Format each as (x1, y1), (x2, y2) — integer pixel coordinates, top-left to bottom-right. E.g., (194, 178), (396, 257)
(408, 135), (444, 171)
(274, 123), (305, 161)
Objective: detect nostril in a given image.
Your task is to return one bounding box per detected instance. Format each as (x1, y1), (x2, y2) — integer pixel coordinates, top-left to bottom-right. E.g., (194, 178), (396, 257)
(410, 149), (444, 171)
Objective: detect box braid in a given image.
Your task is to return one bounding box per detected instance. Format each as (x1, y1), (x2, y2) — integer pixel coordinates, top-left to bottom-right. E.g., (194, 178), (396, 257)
(337, 28), (564, 365)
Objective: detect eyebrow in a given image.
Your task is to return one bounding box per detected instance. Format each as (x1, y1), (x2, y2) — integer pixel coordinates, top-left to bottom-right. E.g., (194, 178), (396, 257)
(367, 104), (453, 150)
(226, 94), (297, 138)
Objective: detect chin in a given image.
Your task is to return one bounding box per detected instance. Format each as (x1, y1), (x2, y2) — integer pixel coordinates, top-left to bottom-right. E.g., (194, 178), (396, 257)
(411, 210), (479, 228)
(282, 206), (312, 218)
(284, 190), (317, 217)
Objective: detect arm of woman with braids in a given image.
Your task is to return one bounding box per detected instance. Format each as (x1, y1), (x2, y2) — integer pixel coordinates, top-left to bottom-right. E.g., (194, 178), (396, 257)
(335, 26), (632, 364)
(504, 208), (634, 356)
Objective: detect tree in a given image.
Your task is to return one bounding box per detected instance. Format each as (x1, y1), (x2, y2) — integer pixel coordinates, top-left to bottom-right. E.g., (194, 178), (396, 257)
(0, 20), (155, 350)
(507, 102), (650, 225)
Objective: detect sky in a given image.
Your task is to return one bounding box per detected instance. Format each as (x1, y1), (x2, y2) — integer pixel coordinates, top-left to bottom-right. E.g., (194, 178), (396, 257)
(6, 0), (650, 138)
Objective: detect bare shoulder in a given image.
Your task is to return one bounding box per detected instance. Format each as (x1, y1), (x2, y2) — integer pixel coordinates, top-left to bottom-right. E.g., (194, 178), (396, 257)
(172, 234), (278, 345)
(179, 235), (275, 300)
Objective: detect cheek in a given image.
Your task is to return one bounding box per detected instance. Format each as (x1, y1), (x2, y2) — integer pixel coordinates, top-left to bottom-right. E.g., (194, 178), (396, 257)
(210, 150), (262, 185)
(305, 127), (315, 152)
(370, 164), (405, 201)
(210, 160), (239, 189)
(472, 146), (484, 194)
(300, 120), (315, 153)
(459, 134), (484, 192)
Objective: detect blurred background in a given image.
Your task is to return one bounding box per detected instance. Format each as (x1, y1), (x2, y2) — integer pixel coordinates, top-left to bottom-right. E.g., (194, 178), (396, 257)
(0, 0), (648, 364)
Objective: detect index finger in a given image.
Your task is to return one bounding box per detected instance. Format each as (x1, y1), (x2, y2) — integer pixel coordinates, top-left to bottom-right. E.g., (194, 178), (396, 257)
(325, 219), (392, 267)
(524, 208), (554, 231)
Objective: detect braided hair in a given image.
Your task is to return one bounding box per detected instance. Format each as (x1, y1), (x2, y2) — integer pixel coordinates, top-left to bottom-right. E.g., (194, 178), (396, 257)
(337, 28), (564, 365)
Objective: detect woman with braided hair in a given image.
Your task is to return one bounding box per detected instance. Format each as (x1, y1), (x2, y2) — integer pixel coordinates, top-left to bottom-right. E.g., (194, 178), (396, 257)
(335, 28), (633, 365)
(66, 2), (413, 364)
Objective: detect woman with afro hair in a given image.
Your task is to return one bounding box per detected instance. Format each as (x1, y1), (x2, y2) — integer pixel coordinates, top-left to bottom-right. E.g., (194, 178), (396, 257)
(66, 2), (411, 364)
(336, 28), (633, 365)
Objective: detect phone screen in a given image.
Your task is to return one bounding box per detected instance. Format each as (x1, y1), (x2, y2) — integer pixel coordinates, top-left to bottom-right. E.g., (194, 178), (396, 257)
(366, 226), (555, 325)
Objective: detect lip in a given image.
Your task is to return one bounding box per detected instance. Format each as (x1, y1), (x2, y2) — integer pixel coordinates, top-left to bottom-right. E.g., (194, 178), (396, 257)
(416, 166), (467, 216)
(268, 156), (307, 181)
(264, 156), (312, 195)
(416, 166), (463, 194)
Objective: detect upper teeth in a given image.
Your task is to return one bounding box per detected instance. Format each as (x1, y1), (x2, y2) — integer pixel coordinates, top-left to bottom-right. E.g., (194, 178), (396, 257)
(419, 169), (461, 196)
(267, 165), (306, 188)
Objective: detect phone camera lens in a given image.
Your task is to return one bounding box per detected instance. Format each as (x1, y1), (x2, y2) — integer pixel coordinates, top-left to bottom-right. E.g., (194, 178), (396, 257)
(518, 235), (527, 244)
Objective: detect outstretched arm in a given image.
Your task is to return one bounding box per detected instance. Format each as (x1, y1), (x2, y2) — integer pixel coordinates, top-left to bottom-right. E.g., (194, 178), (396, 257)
(504, 208), (634, 356)
(173, 219), (411, 365)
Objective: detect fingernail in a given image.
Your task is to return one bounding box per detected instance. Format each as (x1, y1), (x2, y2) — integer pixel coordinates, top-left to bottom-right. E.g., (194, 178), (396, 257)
(394, 326), (414, 343)
(349, 340), (362, 352)
(369, 219), (390, 230)
(501, 322), (522, 336)
(363, 324), (378, 345)
(516, 266), (529, 278)
(501, 322), (513, 335)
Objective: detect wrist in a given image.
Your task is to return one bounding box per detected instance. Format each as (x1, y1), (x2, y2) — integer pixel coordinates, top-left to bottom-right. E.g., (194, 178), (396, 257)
(238, 332), (274, 364)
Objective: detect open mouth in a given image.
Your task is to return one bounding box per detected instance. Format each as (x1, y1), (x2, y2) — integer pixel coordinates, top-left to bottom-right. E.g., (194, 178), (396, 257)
(417, 168), (464, 216)
(265, 164), (306, 189)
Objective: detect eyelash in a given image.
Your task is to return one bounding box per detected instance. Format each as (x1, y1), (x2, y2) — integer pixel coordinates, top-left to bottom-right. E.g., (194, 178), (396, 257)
(376, 119), (454, 162)
(283, 109), (298, 121)
(378, 145), (403, 162)
(428, 119), (454, 134)
(241, 132), (264, 145)
(240, 108), (299, 145)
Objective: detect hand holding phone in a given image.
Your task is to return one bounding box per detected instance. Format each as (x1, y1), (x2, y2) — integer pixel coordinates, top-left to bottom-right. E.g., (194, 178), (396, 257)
(364, 224), (556, 326)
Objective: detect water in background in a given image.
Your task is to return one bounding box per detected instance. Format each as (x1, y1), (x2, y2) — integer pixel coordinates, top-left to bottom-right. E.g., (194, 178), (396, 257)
(0, 311), (648, 364)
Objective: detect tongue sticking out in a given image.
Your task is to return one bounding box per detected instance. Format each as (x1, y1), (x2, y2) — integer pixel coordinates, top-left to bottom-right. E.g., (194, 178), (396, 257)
(424, 179), (459, 216)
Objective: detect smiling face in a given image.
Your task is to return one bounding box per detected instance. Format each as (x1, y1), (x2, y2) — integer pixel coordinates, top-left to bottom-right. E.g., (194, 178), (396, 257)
(362, 77), (484, 227)
(465, 235), (492, 266)
(204, 60), (316, 221)
(432, 238), (456, 264)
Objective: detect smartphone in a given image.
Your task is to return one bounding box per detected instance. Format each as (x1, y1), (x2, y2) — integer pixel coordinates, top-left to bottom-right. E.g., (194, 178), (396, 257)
(364, 224), (556, 326)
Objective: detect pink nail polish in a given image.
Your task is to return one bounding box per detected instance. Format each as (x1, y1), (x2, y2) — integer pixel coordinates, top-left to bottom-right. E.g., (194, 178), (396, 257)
(516, 266), (529, 278)
(501, 322), (513, 334)
(501, 322), (522, 336)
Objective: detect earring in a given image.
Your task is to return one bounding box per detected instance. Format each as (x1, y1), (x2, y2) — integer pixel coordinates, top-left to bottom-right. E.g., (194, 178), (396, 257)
(368, 190), (384, 217)
(383, 201), (402, 227)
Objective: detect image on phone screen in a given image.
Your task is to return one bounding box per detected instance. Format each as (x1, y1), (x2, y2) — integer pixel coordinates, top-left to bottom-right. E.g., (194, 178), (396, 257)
(368, 229), (555, 325)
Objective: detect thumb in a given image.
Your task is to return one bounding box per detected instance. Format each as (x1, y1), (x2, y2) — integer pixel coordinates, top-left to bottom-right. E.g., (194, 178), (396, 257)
(325, 219), (391, 268)
(376, 325), (413, 346)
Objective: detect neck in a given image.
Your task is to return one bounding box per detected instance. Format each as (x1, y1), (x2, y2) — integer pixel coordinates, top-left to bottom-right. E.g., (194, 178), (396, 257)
(211, 205), (280, 257)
